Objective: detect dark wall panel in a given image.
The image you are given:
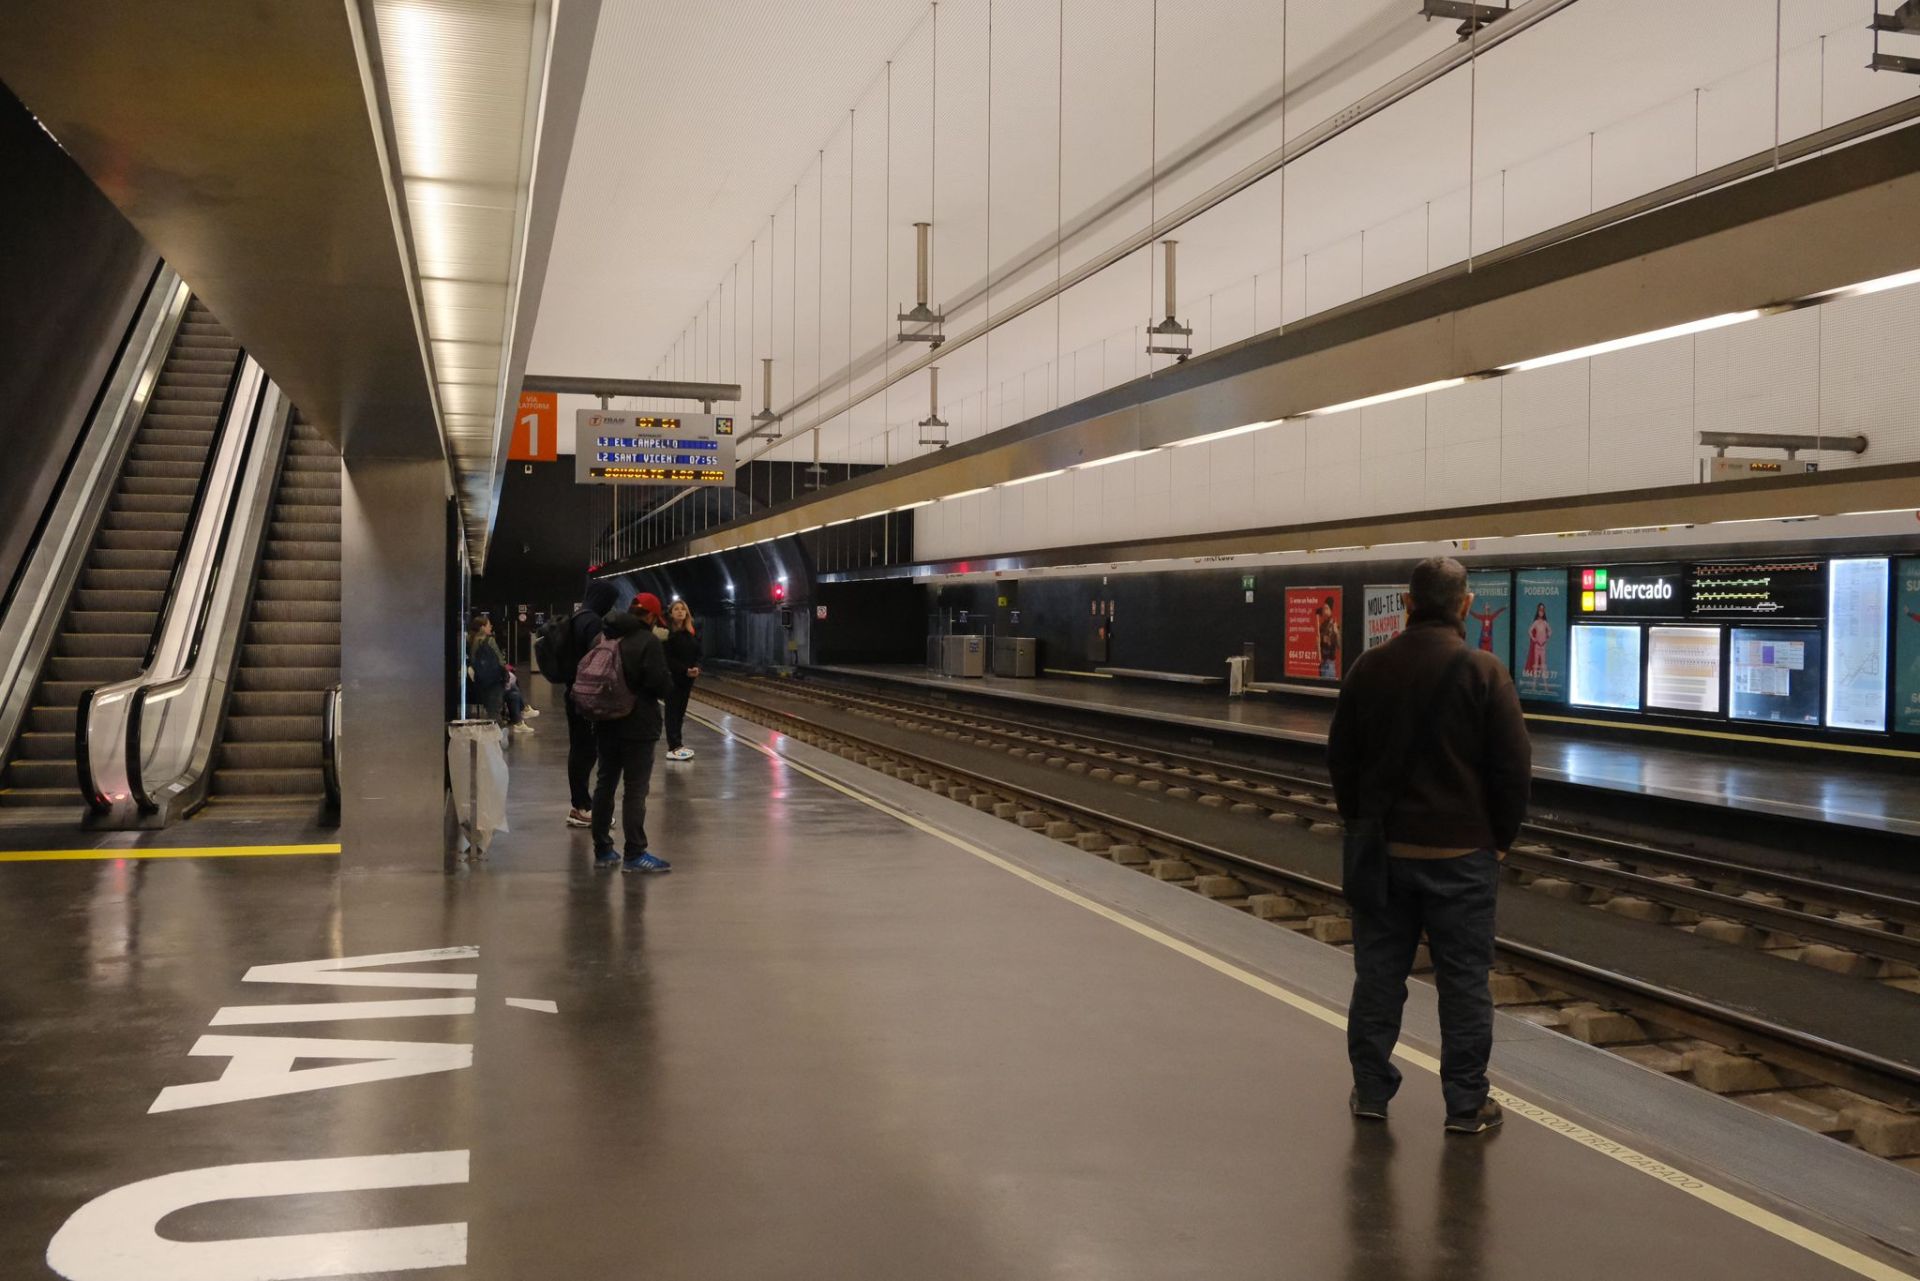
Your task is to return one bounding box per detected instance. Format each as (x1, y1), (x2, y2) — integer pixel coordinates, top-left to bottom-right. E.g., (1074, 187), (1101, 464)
(473, 457), (597, 635)
(0, 81), (157, 596)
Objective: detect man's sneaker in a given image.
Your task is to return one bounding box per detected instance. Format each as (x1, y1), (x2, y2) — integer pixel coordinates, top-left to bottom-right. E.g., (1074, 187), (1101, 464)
(592, 848), (621, 869)
(523, 707), (541, 718)
(1444, 1100), (1504, 1135)
(1349, 1091), (1389, 1121)
(511, 722), (534, 734)
(666, 747), (695, 762)
(622, 852), (671, 873)
(566, 809), (592, 828)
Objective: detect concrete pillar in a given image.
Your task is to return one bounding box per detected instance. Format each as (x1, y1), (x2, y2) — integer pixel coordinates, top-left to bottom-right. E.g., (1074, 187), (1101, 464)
(339, 457), (450, 869)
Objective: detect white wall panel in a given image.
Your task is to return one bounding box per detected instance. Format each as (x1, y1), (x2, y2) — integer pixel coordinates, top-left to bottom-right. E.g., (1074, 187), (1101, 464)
(1820, 286), (1920, 471)
(1588, 338), (1696, 494)
(1499, 362), (1590, 501)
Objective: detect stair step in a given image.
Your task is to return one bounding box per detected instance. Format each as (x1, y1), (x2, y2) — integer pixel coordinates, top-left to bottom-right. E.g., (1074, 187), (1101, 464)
(245, 621), (341, 646)
(138, 424), (219, 445)
(222, 715), (324, 743)
(24, 705), (78, 735)
(122, 459), (206, 481)
(259, 560), (340, 583)
(96, 528), (185, 552)
(235, 666), (339, 693)
(118, 475), (199, 497)
(277, 487), (340, 507)
(104, 509), (189, 533)
(287, 440), (337, 458)
(250, 599), (341, 624)
(11, 732), (73, 761)
(112, 492), (195, 514)
(219, 741), (324, 770)
(209, 767), (323, 797)
(129, 443), (210, 464)
(282, 455), (338, 474)
(268, 521), (341, 543)
(167, 357), (238, 376)
(273, 504), (341, 525)
(45, 655), (144, 682)
(72, 588), (167, 612)
(53, 632), (148, 660)
(80, 568), (172, 592)
(91, 548), (176, 571)
(241, 644), (340, 668)
(229, 690), (330, 717)
(254, 579), (341, 602)
(155, 372), (233, 392)
(265, 540), (343, 562)
(3, 759), (77, 789)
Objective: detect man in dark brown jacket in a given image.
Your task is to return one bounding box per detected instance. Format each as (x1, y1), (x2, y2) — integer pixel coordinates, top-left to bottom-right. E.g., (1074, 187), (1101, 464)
(1328, 556), (1531, 1134)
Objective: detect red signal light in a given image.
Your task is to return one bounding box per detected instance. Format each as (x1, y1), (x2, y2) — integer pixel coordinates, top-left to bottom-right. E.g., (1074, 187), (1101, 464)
(772, 582), (787, 602)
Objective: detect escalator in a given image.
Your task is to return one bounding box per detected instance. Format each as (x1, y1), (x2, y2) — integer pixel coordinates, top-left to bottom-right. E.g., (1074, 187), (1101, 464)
(208, 414), (341, 804)
(0, 297), (239, 807)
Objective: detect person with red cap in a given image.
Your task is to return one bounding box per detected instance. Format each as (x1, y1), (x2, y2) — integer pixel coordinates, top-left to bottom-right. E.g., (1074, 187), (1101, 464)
(585, 590), (674, 871)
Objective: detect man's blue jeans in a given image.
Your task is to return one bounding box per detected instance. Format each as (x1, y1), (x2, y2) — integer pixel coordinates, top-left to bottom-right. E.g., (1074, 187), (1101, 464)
(1347, 849), (1500, 1118)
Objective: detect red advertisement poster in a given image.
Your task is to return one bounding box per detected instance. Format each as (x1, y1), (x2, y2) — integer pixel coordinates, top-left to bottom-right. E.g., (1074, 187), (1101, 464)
(1286, 587), (1343, 680)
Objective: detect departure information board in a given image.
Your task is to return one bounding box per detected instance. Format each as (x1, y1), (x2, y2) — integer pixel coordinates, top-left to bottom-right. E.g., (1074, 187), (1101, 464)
(1687, 559), (1825, 620)
(573, 410), (736, 487)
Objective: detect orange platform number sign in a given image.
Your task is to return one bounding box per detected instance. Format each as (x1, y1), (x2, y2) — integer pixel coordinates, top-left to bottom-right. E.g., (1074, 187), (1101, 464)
(510, 392), (558, 461)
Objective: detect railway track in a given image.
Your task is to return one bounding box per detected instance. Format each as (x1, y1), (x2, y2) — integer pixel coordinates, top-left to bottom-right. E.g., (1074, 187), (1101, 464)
(697, 674), (1920, 1165)
(736, 674), (1920, 975)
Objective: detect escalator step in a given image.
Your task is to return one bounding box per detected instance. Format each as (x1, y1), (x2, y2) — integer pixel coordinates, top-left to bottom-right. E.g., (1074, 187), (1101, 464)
(229, 690), (329, 717)
(4, 759), (76, 789)
(235, 665), (338, 693)
(222, 715), (323, 743)
(45, 656), (143, 682)
(96, 529), (184, 552)
(254, 579), (341, 602)
(250, 599), (341, 624)
(209, 768), (322, 797)
(91, 548), (176, 571)
(272, 504), (340, 524)
(219, 741), (323, 770)
(72, 588), (167, 611)
(268, 521), (340, 543)
(24, 705), (77, 735)
(11, 733), (73, 762)
(63, 609), (154, 633)
(245, 622), (341, 646)
(52, 632), (147, 660)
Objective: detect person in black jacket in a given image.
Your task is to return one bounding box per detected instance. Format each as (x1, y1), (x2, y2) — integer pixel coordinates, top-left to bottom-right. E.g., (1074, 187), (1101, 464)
(1327, 556), (1531, 1136)
(591, 591), (674, 872)
(662, 599), (702, 761)
(562, 581), (619, 828)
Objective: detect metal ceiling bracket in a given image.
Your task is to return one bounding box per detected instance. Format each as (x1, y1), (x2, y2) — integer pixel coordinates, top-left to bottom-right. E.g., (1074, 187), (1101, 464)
(898, 222), (946, 348)
(1145, 240), (1193, 361)
(918, 366), (951, 447)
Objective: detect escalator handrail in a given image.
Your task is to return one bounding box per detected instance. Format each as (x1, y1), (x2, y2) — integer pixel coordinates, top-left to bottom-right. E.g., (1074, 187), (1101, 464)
(141, 343), (248, 669)
(124, 372), (274, 814)
(321, 683), (343, 810)
(0, 260), (166, 627)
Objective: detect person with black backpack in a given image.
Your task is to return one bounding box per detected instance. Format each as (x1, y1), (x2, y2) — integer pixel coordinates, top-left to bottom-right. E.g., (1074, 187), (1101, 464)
(570, 590), (673, 872)
(538, 581), (619, 829)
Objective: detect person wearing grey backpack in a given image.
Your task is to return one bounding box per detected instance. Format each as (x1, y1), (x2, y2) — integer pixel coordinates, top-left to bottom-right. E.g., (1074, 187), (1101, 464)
(570, 591), (673, 871)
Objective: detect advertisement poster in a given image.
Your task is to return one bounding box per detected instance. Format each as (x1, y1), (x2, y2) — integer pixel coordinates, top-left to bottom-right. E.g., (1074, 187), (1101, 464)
(1465, 570), (1513, 669)
(1825, 557), (1888, 733)
(1362, 586), (1407, 652)
(1570, 624), (1642, 710)
(1286, 587), (1344, 680)
(1898, 559), (1920, 735)
(1514, 569), (1568, 702)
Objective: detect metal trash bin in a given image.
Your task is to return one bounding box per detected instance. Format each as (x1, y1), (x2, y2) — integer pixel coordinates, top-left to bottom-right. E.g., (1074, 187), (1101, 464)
(448, 719), (509, 861)
(993, 636), (1037, 678)
(1226, 654), (1250, 697)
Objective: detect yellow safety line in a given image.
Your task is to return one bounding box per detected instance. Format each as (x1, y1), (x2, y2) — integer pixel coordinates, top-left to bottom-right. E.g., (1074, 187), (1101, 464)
(0, 844), (340, 863)
(1525, 712), (1920, 760)
(1042, 667), (1112, 679)
(688, 707), (1914, 1281)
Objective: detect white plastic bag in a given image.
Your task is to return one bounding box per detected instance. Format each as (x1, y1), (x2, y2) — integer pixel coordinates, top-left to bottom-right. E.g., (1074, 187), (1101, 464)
(448, 720), (509, 857)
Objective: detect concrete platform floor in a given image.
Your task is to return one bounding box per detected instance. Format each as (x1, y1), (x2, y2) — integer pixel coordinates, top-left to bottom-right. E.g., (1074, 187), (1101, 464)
(0, 685), (1911, 1280)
